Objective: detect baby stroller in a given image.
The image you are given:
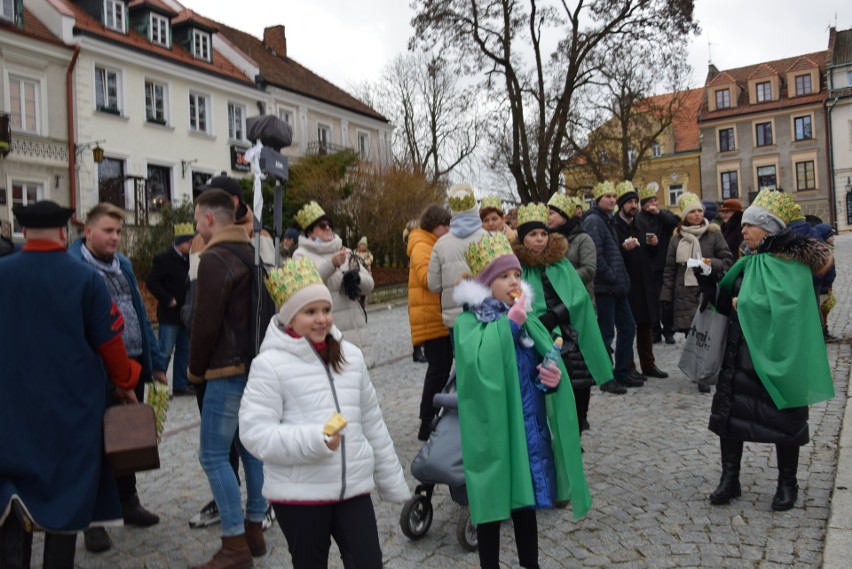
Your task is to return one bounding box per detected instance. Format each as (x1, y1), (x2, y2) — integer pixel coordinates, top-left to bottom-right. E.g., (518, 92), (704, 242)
(399, 369), (477, 551)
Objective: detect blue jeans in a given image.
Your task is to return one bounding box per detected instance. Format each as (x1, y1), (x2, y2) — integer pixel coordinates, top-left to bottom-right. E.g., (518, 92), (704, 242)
(199, 375), (267, 536)
(157, 323), (189, 391)
(596, 295), (636, 380)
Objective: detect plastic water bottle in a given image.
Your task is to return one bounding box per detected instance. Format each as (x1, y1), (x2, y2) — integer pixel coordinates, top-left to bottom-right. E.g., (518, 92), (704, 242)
(535, 337), (563, 392)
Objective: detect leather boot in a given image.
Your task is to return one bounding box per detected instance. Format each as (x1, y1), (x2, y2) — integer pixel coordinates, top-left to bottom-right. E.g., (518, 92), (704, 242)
(243, 520), (267, 557)
(42, 532), (77, 569)
(191, 535), (253, 569)
(772, 444), (799, 511)
(0, 507), (33, 569)
(709, 438), (743, 504)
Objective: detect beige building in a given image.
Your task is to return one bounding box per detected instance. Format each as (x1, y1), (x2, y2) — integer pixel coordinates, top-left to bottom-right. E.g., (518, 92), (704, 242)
(828, 28), (852, 231)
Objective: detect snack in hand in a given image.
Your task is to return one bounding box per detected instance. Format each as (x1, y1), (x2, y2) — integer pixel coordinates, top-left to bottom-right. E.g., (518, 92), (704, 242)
(509, 290), (522, 303)
(702, 258), (711, 265)
(323, 412), (348, 436)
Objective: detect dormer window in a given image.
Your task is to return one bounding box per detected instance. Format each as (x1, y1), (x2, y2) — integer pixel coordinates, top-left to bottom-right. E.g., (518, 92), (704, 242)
(756, 81), (771, 102)
(192, 29), (211, 61)
(715, 89), (731, 109)
(150, 13), (169, 47)
(104, 0), (126, 33)
(1, 0), (15, 23)
(795, 74), (812, 95)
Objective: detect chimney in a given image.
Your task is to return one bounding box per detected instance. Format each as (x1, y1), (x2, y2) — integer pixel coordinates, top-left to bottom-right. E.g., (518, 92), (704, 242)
(263, 25), (287, 58)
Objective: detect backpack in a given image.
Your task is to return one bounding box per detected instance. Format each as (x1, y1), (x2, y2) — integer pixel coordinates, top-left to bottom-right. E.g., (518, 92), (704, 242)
(216, 243), (276, 368)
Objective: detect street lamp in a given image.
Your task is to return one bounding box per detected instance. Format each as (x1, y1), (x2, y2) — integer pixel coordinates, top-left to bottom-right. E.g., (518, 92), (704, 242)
(75, 140), (106, 164)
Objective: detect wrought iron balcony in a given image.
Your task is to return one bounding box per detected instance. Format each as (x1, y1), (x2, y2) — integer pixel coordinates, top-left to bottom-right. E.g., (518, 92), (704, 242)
(305, 140), (352, 156)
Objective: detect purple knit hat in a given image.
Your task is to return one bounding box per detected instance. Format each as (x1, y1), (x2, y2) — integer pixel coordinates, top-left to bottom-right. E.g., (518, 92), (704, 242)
(475, 254), (522, 287)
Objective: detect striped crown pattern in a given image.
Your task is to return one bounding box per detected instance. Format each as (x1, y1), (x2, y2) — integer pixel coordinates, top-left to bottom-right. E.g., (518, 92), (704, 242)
(294, 201), (326, 230)
(265, 257), (324, 308)
(464, 233), (514, 278)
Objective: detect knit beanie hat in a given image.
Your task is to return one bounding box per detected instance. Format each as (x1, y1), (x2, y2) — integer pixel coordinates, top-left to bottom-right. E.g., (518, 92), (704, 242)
(448, 183), (478, 216)
(266, 258), (333, 327)
(479, 195), (504, 219)
(173, 222), (195, 245)
(814, 223), (837, 241)
(592, 181), (616, 202)
(741, 189), (789, 235)
(676, 192), (703, 220)
(516, 203), (549, 242)
(615, 181), (639, 209)
(464, 233), (522, 287)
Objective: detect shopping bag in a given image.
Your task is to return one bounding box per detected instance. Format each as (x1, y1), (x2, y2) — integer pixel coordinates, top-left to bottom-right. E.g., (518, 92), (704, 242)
(678, 305), (728, 384)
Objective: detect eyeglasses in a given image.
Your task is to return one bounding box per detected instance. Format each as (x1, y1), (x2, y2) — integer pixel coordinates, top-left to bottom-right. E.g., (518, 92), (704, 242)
(316, 221), (332, 230)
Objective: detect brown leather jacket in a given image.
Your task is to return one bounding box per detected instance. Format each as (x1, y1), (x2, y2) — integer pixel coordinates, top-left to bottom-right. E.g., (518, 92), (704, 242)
(188, 225), (253, 382)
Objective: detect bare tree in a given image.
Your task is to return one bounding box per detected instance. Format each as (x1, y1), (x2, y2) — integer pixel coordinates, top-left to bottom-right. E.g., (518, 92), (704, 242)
(411, 0), (699, 203)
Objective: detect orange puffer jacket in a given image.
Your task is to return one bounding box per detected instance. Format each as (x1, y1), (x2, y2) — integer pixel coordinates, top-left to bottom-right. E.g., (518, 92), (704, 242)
(407, 229), (449, 345)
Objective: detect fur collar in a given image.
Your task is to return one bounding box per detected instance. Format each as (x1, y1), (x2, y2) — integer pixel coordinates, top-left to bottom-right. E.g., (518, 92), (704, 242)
(511, 233), (568, 267)
(674, 222), (720, 237)
(759, 231), (833, 274)
(453, 279), (534, 311)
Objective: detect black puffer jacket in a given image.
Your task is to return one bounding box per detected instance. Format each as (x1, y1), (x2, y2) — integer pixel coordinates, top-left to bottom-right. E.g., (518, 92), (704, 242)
(540, 273), (595, 390)
(582, 206), (629, 297)
(708, 232), (831, 446)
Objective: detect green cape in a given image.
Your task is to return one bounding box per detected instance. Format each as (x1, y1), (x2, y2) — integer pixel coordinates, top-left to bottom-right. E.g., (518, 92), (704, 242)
(720, 254), (834, 409)
(522, 260), (614, 385)
(454, 312), (592, 525)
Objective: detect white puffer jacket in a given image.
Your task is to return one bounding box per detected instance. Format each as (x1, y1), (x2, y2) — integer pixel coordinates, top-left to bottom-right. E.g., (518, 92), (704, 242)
(239, 318), (410, 504)
(293, 235), (375, 367)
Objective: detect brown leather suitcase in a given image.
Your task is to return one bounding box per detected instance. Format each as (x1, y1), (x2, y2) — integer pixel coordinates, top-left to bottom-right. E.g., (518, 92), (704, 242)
(103, 403), (161, 476)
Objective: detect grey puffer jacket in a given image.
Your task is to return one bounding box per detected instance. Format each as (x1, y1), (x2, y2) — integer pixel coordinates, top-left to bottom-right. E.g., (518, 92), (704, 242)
(582, 206), (629, 298)
(427, 226), (486, 328)
(553, 217), (596, 301)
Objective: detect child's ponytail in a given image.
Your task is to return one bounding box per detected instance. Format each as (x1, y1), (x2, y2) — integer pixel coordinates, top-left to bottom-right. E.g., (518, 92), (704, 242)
(325, 334), (347, 373)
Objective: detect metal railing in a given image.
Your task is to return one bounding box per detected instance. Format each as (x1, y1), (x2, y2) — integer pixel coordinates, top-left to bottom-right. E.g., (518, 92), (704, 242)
(305, 140), (353, 156)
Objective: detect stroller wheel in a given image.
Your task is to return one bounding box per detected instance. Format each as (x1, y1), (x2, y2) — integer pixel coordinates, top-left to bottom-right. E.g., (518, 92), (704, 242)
(456, 508), (478, 551)
(400, 495), (433, 540)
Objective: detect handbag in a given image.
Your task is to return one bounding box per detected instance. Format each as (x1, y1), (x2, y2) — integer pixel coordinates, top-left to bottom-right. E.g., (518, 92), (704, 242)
(103, 403), (161, 476)
(678, 301), (728, 385)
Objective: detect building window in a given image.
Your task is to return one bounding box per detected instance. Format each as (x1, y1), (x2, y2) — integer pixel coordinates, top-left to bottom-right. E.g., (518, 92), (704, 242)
(150, 13), (169, 47)
(794, 115), (812, 141)
(715, 89), (731, 109)
(191, 171), (212, 192)
(144, 81), (166, 124)
(278, 108), (293, 125)
(720, 171), (739, 199)
(192, 30), (210, 61)
(795, 74), (812, 96)
(652, 141), (662, 157)
(627, 146), (638, 168)
(11, 182), (42, 236)
(719, 128), (735, 152)
(668, 183), (683, 206)
(755, 122), (773, 147)
(228, 103), (245, 141)
(8, 76), (39, 134)
(796, 161), (816, 191)
(357, 132), (370, 161)
(1, 0), (15, 22)
(147, 164), (171, 211)
(98, 157), (125, 208)
(189, 93), (209, 133)
(104, 0), (125, 33)
(757, 165), (777, 190)
(95, 66), (120, 114)
(756, 81), (771, 102)
(317, 123), (330, 149)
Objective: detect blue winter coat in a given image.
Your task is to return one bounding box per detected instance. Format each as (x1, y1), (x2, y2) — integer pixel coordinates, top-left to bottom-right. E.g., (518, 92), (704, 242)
(582, 206), (630, 297)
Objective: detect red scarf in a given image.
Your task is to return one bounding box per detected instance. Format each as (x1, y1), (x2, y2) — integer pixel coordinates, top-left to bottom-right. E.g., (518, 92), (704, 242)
(285, 328), (328, 361)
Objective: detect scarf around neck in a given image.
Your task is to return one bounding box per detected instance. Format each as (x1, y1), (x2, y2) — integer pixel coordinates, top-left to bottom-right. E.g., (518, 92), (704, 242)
(676, 220), (710, 287)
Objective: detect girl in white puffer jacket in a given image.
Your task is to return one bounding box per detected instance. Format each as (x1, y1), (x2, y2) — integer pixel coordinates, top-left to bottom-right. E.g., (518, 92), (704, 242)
(239, 258), (410, 568)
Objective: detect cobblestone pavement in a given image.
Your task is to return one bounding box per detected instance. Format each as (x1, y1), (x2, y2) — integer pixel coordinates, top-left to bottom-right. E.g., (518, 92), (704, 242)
(29, 235), (852, 568)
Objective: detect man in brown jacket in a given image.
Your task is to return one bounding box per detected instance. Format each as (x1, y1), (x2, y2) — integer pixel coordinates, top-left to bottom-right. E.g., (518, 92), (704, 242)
(188, 189), (267, 569)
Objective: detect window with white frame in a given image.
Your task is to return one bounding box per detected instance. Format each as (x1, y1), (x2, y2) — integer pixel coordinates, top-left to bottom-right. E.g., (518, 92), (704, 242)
(317, 123), (330, 151)
(278, 108), (294, 126)
(1, 0), (15, 22)
(150, 13), (169, 47)
(104, 0), (125, 33)
(95, 66), (120, 113)
(98, 157), (125, 208)
(756, 81), (771, 103)
(357, 132), (370, 160)
(715, 89), (731, 109)
(11, 182), (43, 235)
(794, 115), (812, 141)
(8, 75), (40, 134)
(668, 184), (683, 207)
(652, 141), (662, 157)
(228, 103), (245, 141)
(147, 164), (172, 211)
(192, 30), (211, 61)
(145, 80), (167, 124)
(189, 92), (209, 133)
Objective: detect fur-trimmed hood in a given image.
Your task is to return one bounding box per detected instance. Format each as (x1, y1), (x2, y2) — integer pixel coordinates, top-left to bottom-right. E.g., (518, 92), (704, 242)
(757, 231), (833, 275)
(453, 278), (534, 311)
(511, 233), (569, 268)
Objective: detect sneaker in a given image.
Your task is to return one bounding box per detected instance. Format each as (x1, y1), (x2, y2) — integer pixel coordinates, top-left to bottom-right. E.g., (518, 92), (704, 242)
(261, 505), (276, 531)
(189, 500), (220, 528)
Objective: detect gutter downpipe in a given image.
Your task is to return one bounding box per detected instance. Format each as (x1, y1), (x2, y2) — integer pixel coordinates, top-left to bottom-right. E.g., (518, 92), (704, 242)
(66, 44), (81, 226)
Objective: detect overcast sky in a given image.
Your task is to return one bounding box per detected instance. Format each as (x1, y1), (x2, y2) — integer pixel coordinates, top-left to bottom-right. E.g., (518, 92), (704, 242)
(185, 0), (852, 91)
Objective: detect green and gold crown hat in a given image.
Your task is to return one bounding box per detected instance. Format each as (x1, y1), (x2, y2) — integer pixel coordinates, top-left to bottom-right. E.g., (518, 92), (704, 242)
(742, 188), (791, 234)
(479, 194), (504, 215)
(516, 203), (549, 227)
(464, 232), (514, 277)
(265, 257), (324, 309)
(547, 192), (574, 217)
(615, 180), (639, 207)
(676, 192), (703, 219)
(784, 195), (806, 223)
(174, 222), (194, 237)
(592, 180), (617, 200)
(638, 184), (658, 203)
(447, 183), (478, 215)
(294, 201), (327, 230)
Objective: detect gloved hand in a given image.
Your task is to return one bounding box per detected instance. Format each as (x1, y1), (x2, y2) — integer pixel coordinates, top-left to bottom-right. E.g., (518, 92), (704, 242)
(342, 270), (361, 300)
(537, 363), (561, 389)
(507, 293), (527, 326)
(698, 280), (716, 313)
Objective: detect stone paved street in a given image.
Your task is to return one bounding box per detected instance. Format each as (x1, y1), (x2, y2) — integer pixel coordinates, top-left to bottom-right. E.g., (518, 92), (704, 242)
(29, 235), (852, 568)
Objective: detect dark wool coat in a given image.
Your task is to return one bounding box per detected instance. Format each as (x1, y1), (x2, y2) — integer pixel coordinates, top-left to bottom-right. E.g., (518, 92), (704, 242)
(708, 234), (831, 445)
(720, 211), (743, 260)
(660, 224), (733, 331)
(635, 209), (680, 277)
(582, 205), (629, 298)
(614, 214), (660, 326)
(146, 246), (189, 326)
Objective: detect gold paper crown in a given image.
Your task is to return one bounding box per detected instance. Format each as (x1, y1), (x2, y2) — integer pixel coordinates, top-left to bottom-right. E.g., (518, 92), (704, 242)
(547, 192), (573, 216)
(751, 189), (798, 224)
(638, 185), (658, 201)
(448, 183), (477, 213)
(516, 203), (549, 227)
(294, 201), (327, 230)
(265, 257), (325, 309)
(787, 199), (806, 223)
(479, 195), (503, 212)
(174, 223), (194, 237)
(593, 181), (616, 199)
(615, 181), (636, 199)
(464, 233), (514, 278)
(677, 192), (702, 212)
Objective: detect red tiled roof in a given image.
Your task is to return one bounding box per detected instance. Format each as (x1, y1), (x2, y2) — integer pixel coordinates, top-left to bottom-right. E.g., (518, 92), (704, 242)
(0, 8), (68, 48)
(706, 71), (737, 88)
(670, 88), (703, 151)
(128, 0), (178, 16)
(216, 23), (388, 123)
(52, 0), (250, 85)
(747, 64), (776, 80)
(171, 9), (217, 32)
(786, 56), (820, 73)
